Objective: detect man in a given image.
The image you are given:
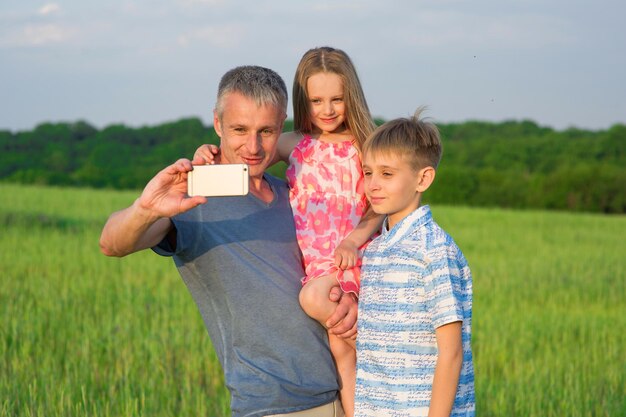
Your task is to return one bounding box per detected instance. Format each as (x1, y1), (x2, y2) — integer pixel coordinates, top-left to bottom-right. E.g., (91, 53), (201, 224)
(100, 66), (356, 417)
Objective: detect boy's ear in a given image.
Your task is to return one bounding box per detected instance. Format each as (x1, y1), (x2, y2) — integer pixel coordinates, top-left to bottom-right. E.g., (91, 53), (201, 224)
(416, 166), (436, 192)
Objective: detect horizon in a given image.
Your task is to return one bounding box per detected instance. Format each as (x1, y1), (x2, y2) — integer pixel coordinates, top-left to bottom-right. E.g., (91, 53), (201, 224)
(2, 114), (624, 135)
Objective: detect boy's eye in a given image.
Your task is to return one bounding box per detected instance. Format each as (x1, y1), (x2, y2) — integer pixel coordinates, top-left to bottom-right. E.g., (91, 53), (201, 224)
(363, 171), (371, 177)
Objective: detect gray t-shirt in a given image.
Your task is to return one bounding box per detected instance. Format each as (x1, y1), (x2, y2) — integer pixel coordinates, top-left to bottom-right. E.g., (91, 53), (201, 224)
(154, 174), (338, 417)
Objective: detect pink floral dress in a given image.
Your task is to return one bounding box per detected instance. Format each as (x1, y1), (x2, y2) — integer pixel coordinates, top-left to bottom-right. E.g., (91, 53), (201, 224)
(286, 134), (368, 295)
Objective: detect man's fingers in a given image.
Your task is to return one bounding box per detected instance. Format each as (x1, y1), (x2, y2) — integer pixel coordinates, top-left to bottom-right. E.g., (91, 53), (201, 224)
(327, 291), (357, 333)
(328, 286), (342, 302)
(335, 323), (358, 340)
(180, 196), (207, 211)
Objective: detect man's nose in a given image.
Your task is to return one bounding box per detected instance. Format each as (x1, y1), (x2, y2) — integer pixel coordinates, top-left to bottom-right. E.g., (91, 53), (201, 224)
(246, 132), (262, 153)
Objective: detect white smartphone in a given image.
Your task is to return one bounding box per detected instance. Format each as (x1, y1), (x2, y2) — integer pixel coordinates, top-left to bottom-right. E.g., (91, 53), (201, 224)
(187, 164), (249, 197)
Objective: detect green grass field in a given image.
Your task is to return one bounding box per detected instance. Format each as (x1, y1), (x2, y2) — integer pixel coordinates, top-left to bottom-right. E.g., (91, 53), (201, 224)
(1, 183), (625, 416)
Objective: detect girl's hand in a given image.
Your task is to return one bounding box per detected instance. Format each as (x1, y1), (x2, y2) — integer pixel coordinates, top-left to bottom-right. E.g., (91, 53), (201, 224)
(334, 239), (359, 270)
(192, 144), (221, 165)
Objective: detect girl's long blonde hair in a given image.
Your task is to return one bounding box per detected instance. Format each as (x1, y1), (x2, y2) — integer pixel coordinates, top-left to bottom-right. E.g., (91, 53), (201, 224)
(292, 46), (375, 151)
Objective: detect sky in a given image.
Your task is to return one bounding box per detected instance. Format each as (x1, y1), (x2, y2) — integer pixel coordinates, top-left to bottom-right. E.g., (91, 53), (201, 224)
(1, 0), (625, 132)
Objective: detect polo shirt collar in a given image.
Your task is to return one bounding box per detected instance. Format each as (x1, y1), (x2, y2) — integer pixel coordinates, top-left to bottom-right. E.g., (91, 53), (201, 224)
(381, 205), (432, 247)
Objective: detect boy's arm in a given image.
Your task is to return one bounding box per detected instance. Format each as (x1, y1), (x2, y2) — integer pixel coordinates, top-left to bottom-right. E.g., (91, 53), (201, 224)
(334, 207), (384, 269)
(428, 321), (463, 417)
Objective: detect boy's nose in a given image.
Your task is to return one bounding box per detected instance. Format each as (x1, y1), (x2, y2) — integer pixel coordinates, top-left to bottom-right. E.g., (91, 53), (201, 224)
(366, 177), (380, 191)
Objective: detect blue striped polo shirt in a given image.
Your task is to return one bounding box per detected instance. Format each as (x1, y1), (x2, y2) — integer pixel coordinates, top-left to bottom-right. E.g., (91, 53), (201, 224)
(355, 205), (475, 416)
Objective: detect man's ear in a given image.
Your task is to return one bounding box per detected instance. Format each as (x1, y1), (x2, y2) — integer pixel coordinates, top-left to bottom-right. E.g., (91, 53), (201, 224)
(416, 166), (436, 193)
(213, 109), (222, 138)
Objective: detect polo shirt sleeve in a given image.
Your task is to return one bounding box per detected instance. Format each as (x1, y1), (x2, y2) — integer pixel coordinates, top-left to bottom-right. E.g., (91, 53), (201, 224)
(425, 246), (466, 330)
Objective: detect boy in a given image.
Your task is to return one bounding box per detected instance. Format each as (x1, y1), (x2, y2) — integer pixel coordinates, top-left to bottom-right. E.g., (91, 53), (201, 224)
(354, 108), (475, 416)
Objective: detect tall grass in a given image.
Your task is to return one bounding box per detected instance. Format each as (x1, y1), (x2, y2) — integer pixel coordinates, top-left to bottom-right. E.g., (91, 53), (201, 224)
(0, 184), (228, 416)
(435, 207), (626, 416)
(1, 184), (624, 416)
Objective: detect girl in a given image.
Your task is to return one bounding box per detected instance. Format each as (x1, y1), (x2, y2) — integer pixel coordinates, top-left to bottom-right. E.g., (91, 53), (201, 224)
(195, 47), (380, 416)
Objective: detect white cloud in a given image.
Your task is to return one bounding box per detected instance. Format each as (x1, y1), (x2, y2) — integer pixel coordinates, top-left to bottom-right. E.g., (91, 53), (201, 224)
(179, 24), (246, 48)
(38, 3), (61, 16)
(312, 2), (365, 12)
(0, 24), (74, 47)
(177, 34), (190, 47)
(178, 0), (225, 6)
(389, 10), (575, 49)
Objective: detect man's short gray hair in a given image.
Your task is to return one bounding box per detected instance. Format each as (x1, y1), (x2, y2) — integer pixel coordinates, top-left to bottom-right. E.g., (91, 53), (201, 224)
(215, 66), (288, 119)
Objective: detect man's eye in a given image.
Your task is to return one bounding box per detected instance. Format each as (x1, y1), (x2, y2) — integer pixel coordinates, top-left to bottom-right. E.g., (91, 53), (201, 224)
(262, 129), (273, 136)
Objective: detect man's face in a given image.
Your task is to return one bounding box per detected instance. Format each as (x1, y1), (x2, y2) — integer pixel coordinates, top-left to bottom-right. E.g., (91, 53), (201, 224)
(214, 92), (286, 179)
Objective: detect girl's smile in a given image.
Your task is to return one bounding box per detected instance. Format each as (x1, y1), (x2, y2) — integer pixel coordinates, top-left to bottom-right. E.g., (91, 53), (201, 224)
(307, 72), (347, 136)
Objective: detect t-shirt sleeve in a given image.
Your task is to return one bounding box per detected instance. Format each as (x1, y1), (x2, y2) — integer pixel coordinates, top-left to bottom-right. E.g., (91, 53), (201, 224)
(151, 219), (184, 257)
(425, 246), (466, 330)
(152, 236), (174, 256)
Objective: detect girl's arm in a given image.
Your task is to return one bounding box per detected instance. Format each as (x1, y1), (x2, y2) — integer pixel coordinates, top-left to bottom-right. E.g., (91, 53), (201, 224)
(428, 321), (463, 417)
(193, 132), (301, 166)
(334, 208), (384, 270)
(274, 131), (301, 164)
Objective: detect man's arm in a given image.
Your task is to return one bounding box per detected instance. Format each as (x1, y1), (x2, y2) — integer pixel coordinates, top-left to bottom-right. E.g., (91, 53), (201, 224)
(100, 159), (207, 257)
(428, 321), (463, 417)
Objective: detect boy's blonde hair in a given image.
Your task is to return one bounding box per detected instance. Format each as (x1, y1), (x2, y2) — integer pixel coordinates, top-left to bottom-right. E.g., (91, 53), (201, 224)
(363, 107), (442, 171)
(292, 46), (375, 150)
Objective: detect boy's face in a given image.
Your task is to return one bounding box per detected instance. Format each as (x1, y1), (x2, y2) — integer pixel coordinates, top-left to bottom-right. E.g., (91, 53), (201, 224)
(362, 151), (423, 230)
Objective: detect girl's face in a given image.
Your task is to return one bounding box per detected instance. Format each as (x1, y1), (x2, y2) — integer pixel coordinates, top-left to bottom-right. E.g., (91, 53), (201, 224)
(306, 72), (346, 135)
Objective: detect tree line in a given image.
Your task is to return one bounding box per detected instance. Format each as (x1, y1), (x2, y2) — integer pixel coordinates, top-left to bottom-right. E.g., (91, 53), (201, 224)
(1, 118), (624, 213)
